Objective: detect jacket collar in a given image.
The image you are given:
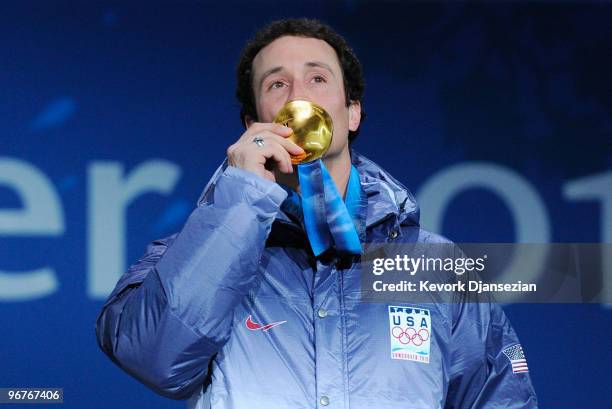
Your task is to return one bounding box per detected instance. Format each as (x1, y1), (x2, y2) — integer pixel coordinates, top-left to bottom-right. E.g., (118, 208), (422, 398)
(351, 149), (420, 228)
(197, 150), (420, 229)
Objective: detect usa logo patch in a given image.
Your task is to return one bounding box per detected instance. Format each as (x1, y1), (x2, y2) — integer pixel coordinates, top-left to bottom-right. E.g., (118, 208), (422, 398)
(388, 305), (431, 363)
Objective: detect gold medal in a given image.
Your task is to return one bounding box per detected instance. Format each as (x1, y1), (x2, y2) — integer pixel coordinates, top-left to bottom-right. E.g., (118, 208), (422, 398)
(273, 100), (333, 164)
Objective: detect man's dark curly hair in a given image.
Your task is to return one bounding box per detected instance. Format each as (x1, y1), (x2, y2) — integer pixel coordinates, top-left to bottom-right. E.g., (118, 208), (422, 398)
(236, 18), (366, 142)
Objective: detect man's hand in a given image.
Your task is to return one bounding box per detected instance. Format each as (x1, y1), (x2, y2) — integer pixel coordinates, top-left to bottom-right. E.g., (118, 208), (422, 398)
(227, 123), (304, 182)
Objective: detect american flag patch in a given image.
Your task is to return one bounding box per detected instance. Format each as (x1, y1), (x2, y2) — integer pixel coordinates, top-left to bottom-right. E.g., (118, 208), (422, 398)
(502, 344), (529, 374)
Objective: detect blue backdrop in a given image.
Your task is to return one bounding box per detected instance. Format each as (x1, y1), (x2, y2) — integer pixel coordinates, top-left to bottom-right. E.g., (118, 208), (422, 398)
(1, 1), (611, 408)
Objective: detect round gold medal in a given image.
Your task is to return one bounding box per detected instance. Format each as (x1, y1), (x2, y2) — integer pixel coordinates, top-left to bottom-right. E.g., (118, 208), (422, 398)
(273, 100), (333, 164)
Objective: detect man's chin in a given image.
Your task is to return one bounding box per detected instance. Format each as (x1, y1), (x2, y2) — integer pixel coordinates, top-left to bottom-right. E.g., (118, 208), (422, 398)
(322, 142), (350, 162)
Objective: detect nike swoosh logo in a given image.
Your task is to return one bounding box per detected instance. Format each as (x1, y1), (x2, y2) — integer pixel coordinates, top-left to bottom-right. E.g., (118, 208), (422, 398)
(245, 315), (287, 332)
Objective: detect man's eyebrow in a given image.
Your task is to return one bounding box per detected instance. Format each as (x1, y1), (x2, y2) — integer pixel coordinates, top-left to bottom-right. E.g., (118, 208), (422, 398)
(258, 66), (283, 89)
(305, 61), (336, 77)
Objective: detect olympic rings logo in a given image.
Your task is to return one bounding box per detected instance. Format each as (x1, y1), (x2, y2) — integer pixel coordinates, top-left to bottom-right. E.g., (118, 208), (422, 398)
(391, 326), (430, 346)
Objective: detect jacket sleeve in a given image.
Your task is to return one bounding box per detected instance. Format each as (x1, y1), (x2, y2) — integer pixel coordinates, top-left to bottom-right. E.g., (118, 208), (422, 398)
(95, 165), (288, 400)
(445, 298), (539, 408)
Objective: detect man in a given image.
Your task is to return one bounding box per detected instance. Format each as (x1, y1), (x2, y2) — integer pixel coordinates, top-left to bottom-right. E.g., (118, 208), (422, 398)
(96, 18), (538, 408)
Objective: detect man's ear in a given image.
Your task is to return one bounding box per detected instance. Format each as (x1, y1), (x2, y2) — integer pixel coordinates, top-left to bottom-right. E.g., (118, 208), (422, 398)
(348, 100), (361, 132)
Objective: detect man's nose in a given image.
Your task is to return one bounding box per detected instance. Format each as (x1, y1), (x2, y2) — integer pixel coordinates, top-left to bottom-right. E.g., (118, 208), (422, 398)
(287, 81), (309, 102)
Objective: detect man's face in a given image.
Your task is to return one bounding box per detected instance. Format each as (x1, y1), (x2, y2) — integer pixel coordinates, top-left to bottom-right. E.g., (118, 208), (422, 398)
(250, 35), (361, 159)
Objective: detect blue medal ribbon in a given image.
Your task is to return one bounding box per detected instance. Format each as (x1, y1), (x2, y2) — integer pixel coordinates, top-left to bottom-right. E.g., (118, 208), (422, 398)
(283, 159), (365, 257)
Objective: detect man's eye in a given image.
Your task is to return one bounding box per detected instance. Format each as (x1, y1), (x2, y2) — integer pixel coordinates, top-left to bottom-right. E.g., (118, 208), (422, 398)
(270, 81), (285, 89)
(312, 75), (326, 83)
